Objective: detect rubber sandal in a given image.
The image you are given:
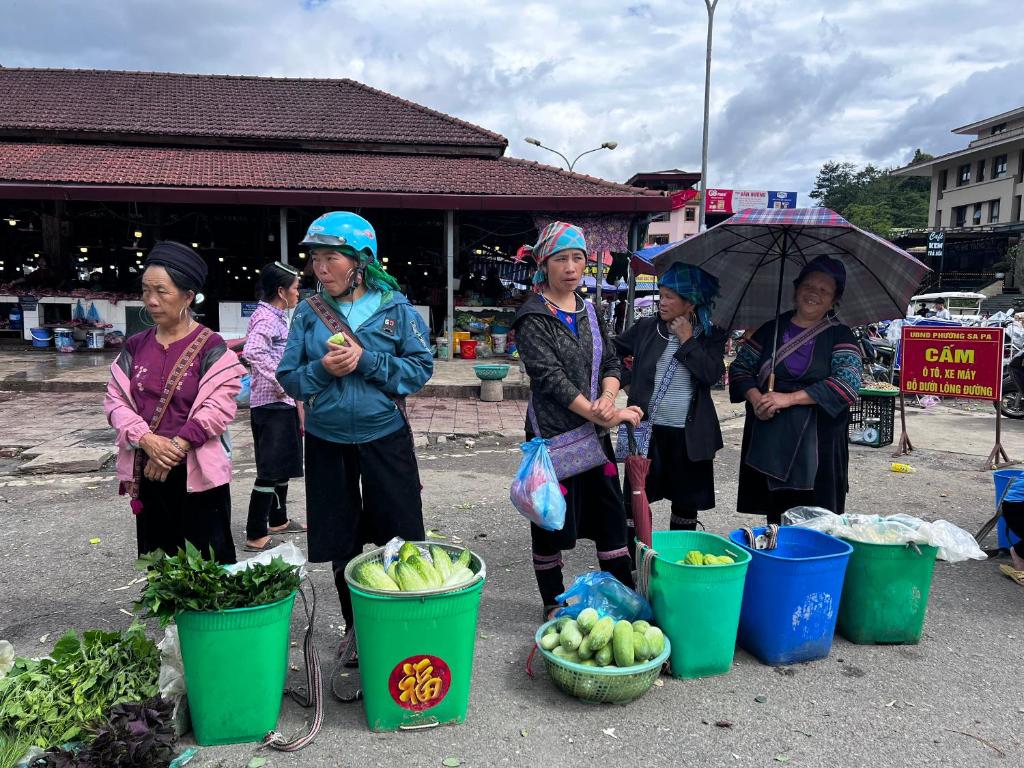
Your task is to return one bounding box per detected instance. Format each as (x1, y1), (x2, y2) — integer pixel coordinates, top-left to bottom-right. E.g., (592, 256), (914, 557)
(270, 519), (308, 534)
(242, 536), (285, 553)
(998, 564), (1024, 586)
(330, 631), (363, 702)
(542, 604), (564, 622)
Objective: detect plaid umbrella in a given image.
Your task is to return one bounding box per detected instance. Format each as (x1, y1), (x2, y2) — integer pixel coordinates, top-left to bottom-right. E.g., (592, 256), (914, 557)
(652, 208), (930, 330)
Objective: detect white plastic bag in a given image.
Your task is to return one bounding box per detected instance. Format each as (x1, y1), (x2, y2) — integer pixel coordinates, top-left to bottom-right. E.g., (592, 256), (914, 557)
(224, 540), (308, 580)
(781, 507), (986, 562)
(157, 626), (191, 736)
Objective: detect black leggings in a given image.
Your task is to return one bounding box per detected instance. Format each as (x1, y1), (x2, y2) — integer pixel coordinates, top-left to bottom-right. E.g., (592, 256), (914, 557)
(1001, 500), (1024, 557)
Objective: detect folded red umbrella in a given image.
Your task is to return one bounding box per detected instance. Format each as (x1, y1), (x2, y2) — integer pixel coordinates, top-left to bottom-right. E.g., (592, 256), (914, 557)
(624, 425), (653, 548)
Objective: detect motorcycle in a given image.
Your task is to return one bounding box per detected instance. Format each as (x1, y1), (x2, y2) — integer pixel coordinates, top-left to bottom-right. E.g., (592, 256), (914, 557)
(1001, 353), (1024, 419)
(854, 325), (897, 385)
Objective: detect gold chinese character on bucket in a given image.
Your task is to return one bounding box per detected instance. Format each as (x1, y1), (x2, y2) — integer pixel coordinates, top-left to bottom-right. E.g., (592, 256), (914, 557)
(398, 657), (443, 705)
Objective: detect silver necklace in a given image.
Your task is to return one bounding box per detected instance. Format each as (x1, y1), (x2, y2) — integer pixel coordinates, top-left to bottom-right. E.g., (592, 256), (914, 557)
(541, 291), (586, 314)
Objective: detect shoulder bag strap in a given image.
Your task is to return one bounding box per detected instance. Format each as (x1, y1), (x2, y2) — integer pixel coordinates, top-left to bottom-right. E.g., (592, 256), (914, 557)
(757, 316), (838, 387)
(585, 300), (601, 400)
(127, 327), (212, 509)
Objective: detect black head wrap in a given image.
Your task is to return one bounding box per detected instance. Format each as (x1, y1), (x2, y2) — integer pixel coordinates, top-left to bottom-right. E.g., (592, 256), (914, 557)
(144, 241), (208, 291)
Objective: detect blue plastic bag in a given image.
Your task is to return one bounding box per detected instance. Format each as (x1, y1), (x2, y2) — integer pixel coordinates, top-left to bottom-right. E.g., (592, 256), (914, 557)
(510, 437), (565, 531)
(235, 374), (251, 407)
(554, 572), (653, 622)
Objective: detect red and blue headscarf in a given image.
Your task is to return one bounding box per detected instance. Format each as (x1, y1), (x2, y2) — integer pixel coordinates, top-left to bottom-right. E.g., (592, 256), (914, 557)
(658, 263), (719, 334)
(516, 221), (588, 292)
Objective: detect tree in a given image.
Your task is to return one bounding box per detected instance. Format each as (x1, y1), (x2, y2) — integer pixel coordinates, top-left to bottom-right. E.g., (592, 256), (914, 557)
(809, 151), (932, 237)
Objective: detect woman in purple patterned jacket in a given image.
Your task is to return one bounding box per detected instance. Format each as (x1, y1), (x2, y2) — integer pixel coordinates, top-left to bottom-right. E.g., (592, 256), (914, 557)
(242, 262), (307, 552)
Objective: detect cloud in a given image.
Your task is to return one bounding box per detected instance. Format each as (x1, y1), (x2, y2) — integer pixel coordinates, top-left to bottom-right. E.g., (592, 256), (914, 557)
(0, 0), (1021, 202)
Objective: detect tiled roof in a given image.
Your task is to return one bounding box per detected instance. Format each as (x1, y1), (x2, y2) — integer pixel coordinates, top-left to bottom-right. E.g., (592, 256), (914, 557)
(0, 68), (507, 150)
(0, 141), (668, 211)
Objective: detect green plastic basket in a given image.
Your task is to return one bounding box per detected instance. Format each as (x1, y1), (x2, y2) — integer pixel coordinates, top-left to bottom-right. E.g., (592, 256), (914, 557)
(533, 619), (671, 704)
(473, 364), (510, 380)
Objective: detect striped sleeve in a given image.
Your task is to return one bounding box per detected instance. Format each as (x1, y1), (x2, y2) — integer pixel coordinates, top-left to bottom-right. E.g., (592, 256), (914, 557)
(727, 335), (764, 403)
(805, 333), (862, 417)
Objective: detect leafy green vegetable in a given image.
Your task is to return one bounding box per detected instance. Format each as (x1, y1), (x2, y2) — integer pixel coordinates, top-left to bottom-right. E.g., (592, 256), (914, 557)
(135, 541), (301, 627)
(39, 697), (177, 768)
(0, 624), (160, 752)
(1, 729), (37, 768)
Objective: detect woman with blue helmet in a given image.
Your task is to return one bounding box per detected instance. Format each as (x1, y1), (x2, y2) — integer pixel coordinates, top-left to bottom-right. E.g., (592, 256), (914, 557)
(277, 211), (433, 682)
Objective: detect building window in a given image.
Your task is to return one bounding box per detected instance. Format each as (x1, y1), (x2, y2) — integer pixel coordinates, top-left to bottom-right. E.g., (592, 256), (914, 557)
(954, 206), (967, 227)
(990, 199), (1000, 223)
(957, 164), (971, 186)
(994, 155), (1008, 178)
(935, 209), (942, 228)
(684, 208), (696, 222)
(973, 203), (983, 225)
(977, 159), (986, 182)
(939, 169), (948, 190)
(991, 122), (1007, 135)
(1014, 195), (1022, 222)
(648, 234), (669, 245)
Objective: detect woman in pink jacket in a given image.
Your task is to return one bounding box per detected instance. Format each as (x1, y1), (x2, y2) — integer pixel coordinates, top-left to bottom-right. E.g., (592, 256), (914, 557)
(104, 242), (245, 563)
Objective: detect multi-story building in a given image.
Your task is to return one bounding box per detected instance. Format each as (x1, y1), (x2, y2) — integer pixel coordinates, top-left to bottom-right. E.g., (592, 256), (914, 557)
(624, 170), (701, 245)
(894, 107), (1024, 290)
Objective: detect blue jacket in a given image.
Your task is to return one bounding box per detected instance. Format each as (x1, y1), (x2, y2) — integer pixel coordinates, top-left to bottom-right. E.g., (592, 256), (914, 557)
(276, 291), (433, 444)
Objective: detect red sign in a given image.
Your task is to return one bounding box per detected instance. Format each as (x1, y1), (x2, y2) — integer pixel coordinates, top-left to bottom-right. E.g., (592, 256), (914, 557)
(705, 188), (732, 213)
(900, 326), (1003, 401)
(669, 189), (699, 210)
(388, 655), (451, 711)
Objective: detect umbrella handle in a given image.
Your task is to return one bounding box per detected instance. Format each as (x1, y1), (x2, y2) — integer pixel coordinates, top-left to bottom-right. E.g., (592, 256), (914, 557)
(767, 372), (776, 392)
(626, 423), (638, 455)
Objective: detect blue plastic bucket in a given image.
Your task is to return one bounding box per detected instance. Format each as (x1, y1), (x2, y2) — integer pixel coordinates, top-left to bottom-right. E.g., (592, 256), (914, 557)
(993, 470), (1024, 550)
(728, 526), (853, 666)
(30, 327), (52, 347)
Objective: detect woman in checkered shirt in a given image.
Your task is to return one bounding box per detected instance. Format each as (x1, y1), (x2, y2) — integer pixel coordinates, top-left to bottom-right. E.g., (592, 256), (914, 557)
(242, 262), (308, 552)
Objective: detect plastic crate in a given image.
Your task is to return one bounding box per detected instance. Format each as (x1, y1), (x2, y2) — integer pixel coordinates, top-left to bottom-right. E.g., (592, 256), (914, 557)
(848, 389), (896, 447)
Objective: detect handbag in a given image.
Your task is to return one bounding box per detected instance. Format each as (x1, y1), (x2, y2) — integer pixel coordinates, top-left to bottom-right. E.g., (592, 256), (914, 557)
(527, 301), (608, 481)
(124, 327), (212, 514)
(615, 355), (679, 461)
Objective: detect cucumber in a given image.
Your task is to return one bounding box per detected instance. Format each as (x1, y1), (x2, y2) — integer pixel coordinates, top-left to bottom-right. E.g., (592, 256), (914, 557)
(577, 640), (594, 660)
(595, 644), (614, 667)
(540, 633), (560, 651)
(559, 621), (583, 652)
(644, 627), (665, 658)
(612, 620), (635, 667)
(577, 607), (599, 634)
(633, 631), (651, 662)
(586, 616), (615, 651)
(631, 620), (652, 635)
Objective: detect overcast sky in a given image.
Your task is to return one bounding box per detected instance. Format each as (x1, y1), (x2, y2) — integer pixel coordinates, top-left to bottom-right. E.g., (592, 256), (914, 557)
(2, 0), (1021, 200)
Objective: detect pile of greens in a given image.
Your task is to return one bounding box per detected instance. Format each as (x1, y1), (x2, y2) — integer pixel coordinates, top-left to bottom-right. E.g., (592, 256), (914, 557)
(0, 624), (160, 760)
(135, 542), (301, 627)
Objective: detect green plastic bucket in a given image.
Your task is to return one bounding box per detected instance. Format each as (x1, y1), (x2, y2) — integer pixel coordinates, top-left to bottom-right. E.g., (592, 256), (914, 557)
(175, 591), (296, 745)
(345, 544), (485, 732)
(837, 540), (938, 644)
(642, 530), (750, 679)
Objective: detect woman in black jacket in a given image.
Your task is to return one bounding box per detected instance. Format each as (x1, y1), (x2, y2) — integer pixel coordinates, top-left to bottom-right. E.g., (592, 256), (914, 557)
(513, 222), (643, 619)
(614, 263), (727, 555)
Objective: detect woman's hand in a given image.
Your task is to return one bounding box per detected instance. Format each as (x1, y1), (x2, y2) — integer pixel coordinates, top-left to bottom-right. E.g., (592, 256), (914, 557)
(139, 433), (185, 470)
(604, 405), (643, 429)
(591, 392), (617, 422)
(143, 460), (170, 483)
(669, 314), (693, 343)
(754, 391), (792, 420)
(296, 402), (305, 435)
(323, 336), (364, 377)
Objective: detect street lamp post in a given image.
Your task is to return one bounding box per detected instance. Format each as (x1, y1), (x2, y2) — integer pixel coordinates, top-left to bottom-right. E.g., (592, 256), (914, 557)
(523, 137), (618, 305)
(698, 0), (720, 234)
(523, 137), (618, 173)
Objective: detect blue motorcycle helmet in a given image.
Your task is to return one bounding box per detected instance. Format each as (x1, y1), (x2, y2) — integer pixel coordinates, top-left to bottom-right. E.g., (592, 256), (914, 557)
(300, 211), (377, 264)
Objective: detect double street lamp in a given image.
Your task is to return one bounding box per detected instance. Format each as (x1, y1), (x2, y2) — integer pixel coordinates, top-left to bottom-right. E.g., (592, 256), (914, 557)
(523, 137), (618, 172)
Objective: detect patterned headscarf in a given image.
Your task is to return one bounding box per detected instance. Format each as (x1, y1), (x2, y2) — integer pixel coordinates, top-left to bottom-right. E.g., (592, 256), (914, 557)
(515, 221), (588, 292)
(658, 263), (719, 334)
(794, 255), (846, 299)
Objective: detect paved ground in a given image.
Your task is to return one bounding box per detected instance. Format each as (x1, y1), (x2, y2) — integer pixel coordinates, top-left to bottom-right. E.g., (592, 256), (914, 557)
(1, 390), (1023, 767)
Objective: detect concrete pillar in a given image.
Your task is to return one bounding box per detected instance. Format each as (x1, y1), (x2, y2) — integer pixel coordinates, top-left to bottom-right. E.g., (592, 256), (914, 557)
(480, 379), (504, 402)
(279, 208), (288, 264)
(445, 210), (455, 361)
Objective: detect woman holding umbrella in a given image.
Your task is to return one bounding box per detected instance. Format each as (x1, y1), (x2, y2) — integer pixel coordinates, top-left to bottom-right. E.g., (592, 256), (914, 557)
(614, 263), (728, 553)
(513, 221), (643, 619)
(729, 255), (862, 523)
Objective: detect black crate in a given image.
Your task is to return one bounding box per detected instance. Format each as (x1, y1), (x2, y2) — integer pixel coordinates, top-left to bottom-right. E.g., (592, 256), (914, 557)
(848, 391), (896, 447)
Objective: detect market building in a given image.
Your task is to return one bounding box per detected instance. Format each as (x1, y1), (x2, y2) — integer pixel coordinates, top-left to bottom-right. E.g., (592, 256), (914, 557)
(892, 106), (1024, 294)
(0, 68), (669, 350)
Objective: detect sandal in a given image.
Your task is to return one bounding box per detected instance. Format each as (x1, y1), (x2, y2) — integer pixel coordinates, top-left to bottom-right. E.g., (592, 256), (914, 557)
(998, 564), (1024, 586)
(330, 630), (363, 702)
(542, 604), (564, 622)
(242, 536), (285, 553)
(269, 519), (308, 534)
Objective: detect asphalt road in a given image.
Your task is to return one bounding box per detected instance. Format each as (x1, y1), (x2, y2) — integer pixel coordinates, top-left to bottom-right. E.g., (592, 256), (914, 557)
(1, 401), (1023, 767)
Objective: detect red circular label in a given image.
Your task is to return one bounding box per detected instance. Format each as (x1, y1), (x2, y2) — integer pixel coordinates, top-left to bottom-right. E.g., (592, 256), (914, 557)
(388, 655), (452, 711)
